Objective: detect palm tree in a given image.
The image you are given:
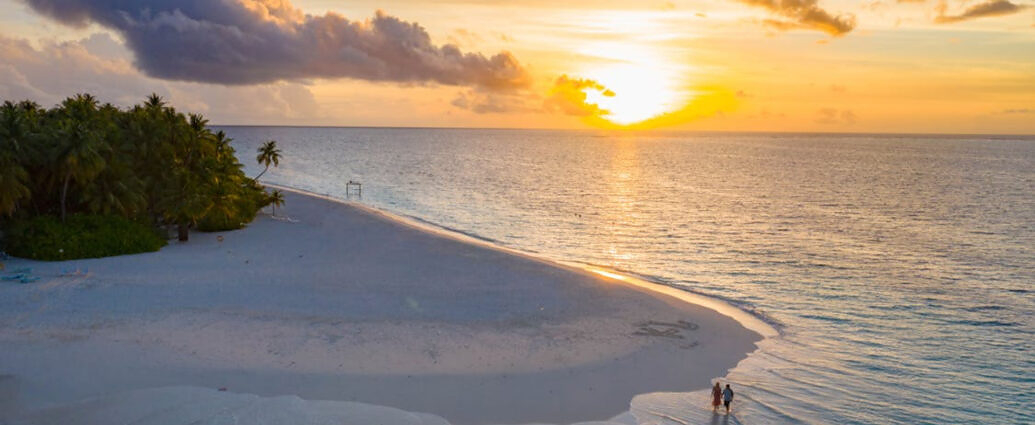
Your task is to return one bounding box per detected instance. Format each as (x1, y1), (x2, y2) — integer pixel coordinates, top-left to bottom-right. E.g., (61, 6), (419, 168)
(53, 94), (109, 222)
(212, 130), (232, 158)
(144, 93), (165, 109)
(162, 170), (210, 242)
(254, 140), (281, 181)
(0, 164), (30, 216)
(81, 103), (145, 217)
(269, 189), (285, 216)
(0, 101), (34, 216)
(162, 112), (215, 241)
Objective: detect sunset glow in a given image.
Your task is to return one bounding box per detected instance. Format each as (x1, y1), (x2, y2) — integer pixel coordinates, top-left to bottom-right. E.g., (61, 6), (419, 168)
(0, 2), (1032, 424)
(579, 44), (687, 125)
(0, 0), (1032, 133)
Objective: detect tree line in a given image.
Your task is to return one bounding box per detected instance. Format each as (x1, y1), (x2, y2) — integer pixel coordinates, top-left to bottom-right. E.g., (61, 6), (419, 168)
(0, 93), (280, 251)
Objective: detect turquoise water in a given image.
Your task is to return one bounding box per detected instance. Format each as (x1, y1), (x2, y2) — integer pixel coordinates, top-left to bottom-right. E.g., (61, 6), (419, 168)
(220, 127), (1034, 424)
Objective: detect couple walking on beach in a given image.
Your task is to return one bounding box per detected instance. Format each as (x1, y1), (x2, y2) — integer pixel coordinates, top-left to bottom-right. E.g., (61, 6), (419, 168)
(711, 382), (734, 414)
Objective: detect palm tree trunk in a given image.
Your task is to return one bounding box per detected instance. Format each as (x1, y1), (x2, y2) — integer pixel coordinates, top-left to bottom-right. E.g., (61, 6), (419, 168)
(177, 222), (189, 242)
(61, 174), (71, 222)
(254, 165), (269, 181)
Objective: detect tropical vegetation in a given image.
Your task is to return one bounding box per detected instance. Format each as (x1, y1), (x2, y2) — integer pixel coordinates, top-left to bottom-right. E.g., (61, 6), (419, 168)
(4, 215), (166, 261)
(0, 93), (279, 260)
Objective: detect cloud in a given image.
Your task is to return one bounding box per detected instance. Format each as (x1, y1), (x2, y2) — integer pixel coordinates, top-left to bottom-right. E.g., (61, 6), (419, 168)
(543, 75), (737, 129)
(0, 34), (150, 106)
(451, 89), (534, 114)
(1000, 108), (1033, 114)
(0, 33), (322, 124)
(815, 108), (857, 124)
(19, 0), (530, 90)
(613, 87), (738, 130)
(934, 0), (1028, 23)
(735, 0), (857, 36)
(543, 75), (614, 117)
(447, 28), (484, 47)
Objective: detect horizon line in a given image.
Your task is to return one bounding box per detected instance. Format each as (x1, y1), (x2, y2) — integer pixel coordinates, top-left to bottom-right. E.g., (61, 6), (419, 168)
(209, 124), (1035, 139)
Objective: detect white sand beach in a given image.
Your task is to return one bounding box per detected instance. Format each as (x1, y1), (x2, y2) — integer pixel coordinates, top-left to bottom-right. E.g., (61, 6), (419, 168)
(0, 189), (765, 425)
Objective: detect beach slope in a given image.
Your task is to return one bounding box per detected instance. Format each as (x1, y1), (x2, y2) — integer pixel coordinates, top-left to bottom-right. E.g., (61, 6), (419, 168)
(0, 189), (762, 424)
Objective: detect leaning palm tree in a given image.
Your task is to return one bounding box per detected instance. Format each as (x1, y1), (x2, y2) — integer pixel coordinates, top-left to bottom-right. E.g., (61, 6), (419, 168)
(269, 189), (285, 216)
(254, 140), (281, 181)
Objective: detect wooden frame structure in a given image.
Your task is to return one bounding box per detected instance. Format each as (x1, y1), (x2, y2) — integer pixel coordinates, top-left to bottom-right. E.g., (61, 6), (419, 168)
(346, 180), (362, 198)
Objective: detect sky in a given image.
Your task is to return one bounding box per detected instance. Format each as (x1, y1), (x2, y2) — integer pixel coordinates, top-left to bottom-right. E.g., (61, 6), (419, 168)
(0, 0), (1033, 134)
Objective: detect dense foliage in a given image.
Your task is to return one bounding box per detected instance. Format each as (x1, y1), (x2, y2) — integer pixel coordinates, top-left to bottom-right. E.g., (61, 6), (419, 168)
(0, 93), (275, 259)
(4, 215), (165, 261)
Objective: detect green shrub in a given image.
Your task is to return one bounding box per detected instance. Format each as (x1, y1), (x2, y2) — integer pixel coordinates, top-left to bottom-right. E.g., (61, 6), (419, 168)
(196, 215), (245, 232)
(196, 182), (270, 232)
(196, 203), (256, 232)
(3, 214), (166, 261)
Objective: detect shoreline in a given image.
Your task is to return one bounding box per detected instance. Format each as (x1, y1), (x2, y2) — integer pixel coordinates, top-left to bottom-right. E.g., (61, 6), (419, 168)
(1, 188), (767, 425)
(266, 182), (778, 340)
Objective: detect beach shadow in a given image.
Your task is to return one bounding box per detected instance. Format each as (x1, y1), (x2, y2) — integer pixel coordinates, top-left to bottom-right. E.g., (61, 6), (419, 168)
(709, 409), (737, 425)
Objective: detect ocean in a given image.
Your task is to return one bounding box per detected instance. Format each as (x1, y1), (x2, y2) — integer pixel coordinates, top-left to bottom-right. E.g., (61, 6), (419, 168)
(219, 127), (1034, 425)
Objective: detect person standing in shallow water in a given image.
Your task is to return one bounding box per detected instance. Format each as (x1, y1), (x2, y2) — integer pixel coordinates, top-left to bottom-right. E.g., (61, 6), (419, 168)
(711, 382), (723, 412)
(722, 384), (735, 413)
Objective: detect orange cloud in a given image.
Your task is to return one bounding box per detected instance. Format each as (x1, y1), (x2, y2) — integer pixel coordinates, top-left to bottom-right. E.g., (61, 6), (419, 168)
(737, 0), (856, 36)
(815, 108), (857, 125)
(544, 75), (614, 117)
(544, 76), (739, 130)
(599, 87), (740, 130)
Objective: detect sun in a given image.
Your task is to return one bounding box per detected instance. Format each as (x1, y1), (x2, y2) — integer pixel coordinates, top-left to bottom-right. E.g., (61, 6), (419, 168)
(583, 63), (682, 125)
(578, 43), (686, 126)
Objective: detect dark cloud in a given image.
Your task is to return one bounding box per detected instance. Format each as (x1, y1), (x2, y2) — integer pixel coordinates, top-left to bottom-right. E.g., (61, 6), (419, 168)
(20, 0), (530, 90)
(736, 0), (857, 36)
(934, 0), (1028, 23)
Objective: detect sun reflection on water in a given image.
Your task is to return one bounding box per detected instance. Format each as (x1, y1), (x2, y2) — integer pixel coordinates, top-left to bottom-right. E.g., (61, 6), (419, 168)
(601, 139), (643, 264)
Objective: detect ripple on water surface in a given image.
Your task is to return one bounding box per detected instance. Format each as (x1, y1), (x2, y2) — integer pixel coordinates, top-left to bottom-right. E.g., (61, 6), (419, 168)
(220, 127), (1035, 424)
